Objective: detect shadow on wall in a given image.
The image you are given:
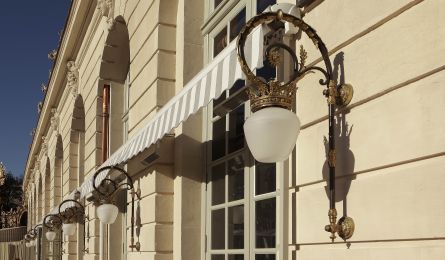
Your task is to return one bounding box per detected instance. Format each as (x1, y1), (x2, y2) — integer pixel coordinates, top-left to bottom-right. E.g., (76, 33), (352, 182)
(322, 52), (356, 218)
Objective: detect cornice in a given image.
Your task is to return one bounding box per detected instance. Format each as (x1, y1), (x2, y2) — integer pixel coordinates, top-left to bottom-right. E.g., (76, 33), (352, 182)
(23, 0), (96, 188)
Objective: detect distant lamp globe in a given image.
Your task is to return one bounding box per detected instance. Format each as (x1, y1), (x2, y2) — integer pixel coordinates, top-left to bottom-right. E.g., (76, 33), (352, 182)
(97, 203), (119, 224)
(46, 231), (57, 241)
(62, 223), (76, 237)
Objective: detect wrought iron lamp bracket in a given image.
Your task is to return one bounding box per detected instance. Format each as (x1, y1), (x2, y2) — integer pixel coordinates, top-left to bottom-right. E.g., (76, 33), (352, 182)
(43, 214), (63, 231)
(237, 9), (354, 241)
(92, 165), (141, 251)
(58, 198), (85, 224)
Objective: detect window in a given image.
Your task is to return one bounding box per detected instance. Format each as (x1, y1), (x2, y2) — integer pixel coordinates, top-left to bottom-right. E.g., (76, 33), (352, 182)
(205, 3), (282, 258)
(123, 72), (130, 142)
(206, 87), (281, 260)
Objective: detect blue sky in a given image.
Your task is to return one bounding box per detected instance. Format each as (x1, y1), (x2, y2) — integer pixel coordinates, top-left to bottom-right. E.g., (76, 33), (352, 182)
(0, 1), (71, 178)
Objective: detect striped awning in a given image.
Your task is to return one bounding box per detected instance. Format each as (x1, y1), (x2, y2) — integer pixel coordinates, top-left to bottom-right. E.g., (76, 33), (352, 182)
(41, 3), (301, 217)
(44, 24), (267, 215)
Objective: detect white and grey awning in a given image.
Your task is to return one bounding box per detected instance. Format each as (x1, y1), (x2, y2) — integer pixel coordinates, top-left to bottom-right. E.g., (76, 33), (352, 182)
(42, 3), (301, 218)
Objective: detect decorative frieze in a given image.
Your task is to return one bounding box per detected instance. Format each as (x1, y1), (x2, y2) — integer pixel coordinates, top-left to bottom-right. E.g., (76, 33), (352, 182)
(67, 60), (79, 97)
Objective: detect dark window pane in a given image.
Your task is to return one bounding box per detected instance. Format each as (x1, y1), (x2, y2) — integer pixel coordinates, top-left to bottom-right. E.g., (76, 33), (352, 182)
(255, 162), (276, 195)
(229, 255), (244, 260)
(229, 80), (245, 97)
(228, 205), (244, 249)
(257, 62), (276, 83)
(212, 255), (225, 260)
(228, 155), (245, 201)
(214, 91), (227, 115)
(212, 163), (226, 205)
(230, 8), (246, 42)
(255, 255), (275, 260)
(228, 106), (245, 153)
(257, 0), (277, 14)
(212, 209), (225, 249)
(212, 117), (226, 160)
(214, 0), (223, 9)
(256, 198), (276, 248)
(214, 27), (228, 57)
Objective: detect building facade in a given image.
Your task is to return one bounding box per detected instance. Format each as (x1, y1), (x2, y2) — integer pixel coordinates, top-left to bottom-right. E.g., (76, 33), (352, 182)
(22, 0), (445, 260)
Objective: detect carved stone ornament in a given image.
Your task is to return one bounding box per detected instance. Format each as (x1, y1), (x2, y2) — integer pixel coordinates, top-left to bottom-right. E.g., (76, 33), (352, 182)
(37, 102), (43, 114)
(67, 60), (79, 97)
(50, 108), (60, 133)
(97, 0), (112, 17)
(48, 49), (58, 61)
(107, 17), (116, 31)
(30, 128), (36, 137)
(41, 83), (48, 93)
(41, 136), (48, 157)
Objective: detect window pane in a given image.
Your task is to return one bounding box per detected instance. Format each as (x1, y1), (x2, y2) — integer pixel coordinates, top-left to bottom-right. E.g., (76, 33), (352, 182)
(213, 92), (227, 116)
(228, 155), (244, 201)
(212, 209), (225, 249)
(229, 255), (244, 260)
(212, 163), (226, 205)
(230, 8), (246, 42)
(212, 255), (225, 260)
(229, 80), (245, 96)
(228, 106), (245, 153)
(256, 62), (276, 83)
(255, 162), (276, 195)
(228, 205), (244, 249)
(257, 0), (277, 14)
(256, 198), (276, 248)
(214, 27), (227, 57)
(255, 255), (275, 260)
(212, 117), (226, 160)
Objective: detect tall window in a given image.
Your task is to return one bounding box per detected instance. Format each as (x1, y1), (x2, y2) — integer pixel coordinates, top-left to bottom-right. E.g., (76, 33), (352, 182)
(123, 72), (130, 142)
(205, 2), (283, 260)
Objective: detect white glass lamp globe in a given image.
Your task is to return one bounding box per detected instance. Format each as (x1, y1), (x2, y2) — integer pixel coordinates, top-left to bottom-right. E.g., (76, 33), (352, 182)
(244, 107), (300, 163)
(62, 223), (76, 237)
(46, 231), (57, 241)
(97, 204), (119, 224)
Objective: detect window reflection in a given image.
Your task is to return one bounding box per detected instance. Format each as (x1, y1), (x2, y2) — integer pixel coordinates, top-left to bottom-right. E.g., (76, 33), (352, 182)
(228, 155), (245, 201)
(212, 163), (226, 205)
(230, 8), (246, 41)
(228, 106), (245, 153)
(212, 255), (225, 260)
(255, 255), (276, 260)
(255, 162), (276, 195)
(229, 255), (244, 260)
(256, 198), (276, 248)
(228, 205), (244, 249)
(212, 117), (226, 160)
(214, 27), (228, 57)
(256, 0), (277, 14)
(212, 208), (226, 249)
